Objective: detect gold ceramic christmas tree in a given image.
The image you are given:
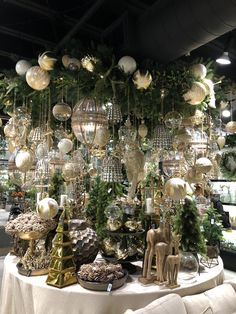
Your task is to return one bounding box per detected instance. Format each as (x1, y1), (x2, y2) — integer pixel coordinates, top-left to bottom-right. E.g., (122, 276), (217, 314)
(46, 208), (77, 288)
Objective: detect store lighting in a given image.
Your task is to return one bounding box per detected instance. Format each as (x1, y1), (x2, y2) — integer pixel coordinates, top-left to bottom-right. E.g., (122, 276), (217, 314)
(216, 52), (231, 65)
(222, 109), (231, 118)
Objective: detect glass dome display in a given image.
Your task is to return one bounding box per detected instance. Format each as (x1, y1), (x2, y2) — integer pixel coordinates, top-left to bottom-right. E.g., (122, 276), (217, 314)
(178, 252), (199, 283)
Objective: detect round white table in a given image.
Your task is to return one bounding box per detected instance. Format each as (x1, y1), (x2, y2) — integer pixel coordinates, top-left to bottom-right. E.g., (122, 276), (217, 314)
(0, 254), (224, 314)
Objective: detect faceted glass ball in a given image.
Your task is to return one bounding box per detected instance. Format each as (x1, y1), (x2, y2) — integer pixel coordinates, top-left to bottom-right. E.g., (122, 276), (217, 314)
(104, 204), (123, 220)
(164, 111), (182, 129)
(178, 252), (199, 283)
(26, 66), (50, 90)
(52, 102), (72, 121)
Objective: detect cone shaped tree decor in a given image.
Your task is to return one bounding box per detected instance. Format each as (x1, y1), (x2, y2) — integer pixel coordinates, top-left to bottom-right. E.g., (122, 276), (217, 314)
(46, 209), (77, 288)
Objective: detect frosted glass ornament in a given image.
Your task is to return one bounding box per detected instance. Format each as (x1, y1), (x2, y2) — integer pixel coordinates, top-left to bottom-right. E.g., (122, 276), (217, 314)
(15, 60), (31, 76)
(164, 111), (182, 129)
(118, 56), (137, 74)
(52, 102), (72, 121)
(37, 197), (58, 219)
(26, 66), (50, 90)
(190, 64), (207, 79)
(58, 138), (73, 154)
(15, 149), (34, 172)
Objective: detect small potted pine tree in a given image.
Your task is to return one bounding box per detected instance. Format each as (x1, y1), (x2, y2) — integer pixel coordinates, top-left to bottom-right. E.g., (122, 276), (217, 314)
(201, 204), (224, 259)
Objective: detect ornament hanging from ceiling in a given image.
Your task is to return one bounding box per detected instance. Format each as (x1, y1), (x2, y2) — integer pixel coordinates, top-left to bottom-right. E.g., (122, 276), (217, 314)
(37, 197), (59, 219)
(26, 66), (50, 90)
(183, 81), (207, 105)
(217, 136), (226, 149)
(101, 156), (123, 183)
(164, 177), (188, 201)
(72, 97), (108, 147)
(132, 70), (152, 90)
(15, 148), (34, 173)
(93, 127), (110, 148)
(118, 116), (137, 144)
(118, 56), (137, 75)
(81, 55), (97, 72)
(52, 102), (72, 121)
(190, 64), (207, 79)
(38, 52), (57, 71)
(138, 120), (148, 138)
(164, 111), (182, 130)
(58, 138), (73, 155)
(152, 124), (173, 151)
(28, 126), (45, 145)
(225, 121), (236, 133)
(195, 157), (213, 173)
(62, 161), (81, 181)
(106, 100), (122, 124)
(15, 60), (31, 76)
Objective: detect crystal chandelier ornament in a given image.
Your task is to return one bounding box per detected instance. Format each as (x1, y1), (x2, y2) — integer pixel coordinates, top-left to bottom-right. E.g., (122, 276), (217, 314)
(28, 126), (45, 145)
(72, 97), (108, 147)
(152, 124), (173, 151)
(118, 116), (137, 144)
(101, 156), (123, 183)
(164, 111), (182, 130)
(106, 100), (122, 124)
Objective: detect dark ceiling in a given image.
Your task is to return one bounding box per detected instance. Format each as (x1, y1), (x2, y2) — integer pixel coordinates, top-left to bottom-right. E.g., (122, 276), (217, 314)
(1, 0), (236, 79)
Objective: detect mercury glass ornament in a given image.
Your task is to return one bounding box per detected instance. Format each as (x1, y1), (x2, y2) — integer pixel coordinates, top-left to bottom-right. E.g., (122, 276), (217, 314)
(138, 120), (148, 138)
(164, 111), (182, 129)
(26, 66), (50, 90)
(15, 60), (31, 76)
(15, 148), (34, 173)
(118, 116), (137, 144)
(72, 97), (108, 146)
(37, 197), (59, 219)
(54, 124), (68, 140)
(58, 138), (73, 155)
(104, 203), (123, 220)
(52, 102), (72, 121)
(152, 124), (173, 150)
(107, 101), (122, 124)
(62, 161), (81, 181)
(101, 156), (123, 182)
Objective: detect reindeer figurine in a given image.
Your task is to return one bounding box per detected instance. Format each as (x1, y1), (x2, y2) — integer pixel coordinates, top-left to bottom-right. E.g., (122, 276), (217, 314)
(165, 233), (181, 289)
(139, 222), (171, 284)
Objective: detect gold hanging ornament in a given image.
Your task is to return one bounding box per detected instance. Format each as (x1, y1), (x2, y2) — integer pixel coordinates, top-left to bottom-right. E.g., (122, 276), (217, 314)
(26, 66), (50, 90)
(38, 52), (57, 71)
(138, 120), (148, 138)
(189, 64), (207, 79)
(183, 81), (207, 105)
(132, 70), (152, 90)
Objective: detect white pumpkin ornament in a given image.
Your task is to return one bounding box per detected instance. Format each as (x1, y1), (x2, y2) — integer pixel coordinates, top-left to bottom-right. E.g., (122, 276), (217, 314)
(183, 81), (207, 105)
(37, 197), (59, 219)
(94, 127), (110, 148)
(38, 52), (57, 71)
(225, 121), (236, 133)
(164, 178), (187, 201)
(195, 157), (213, 173)
(58, 138), (73, 154)
(26, 66), (50, 90)
(217, 136), (226, 149)
(15, 149), (34, 172)
(52, 102), (72, 121)
(118, 56), (137, 75)
(15, 60), (31, 76)
(138, 120), (148, 138)
(190, 64), (207, 79)
(132, 70), (152, 90)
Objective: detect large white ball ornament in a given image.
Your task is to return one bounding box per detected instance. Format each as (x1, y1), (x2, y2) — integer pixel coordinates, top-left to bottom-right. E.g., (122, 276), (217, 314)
(118, 56), (137, 75)
(37, 197), (59, 219)
(58, 138), (73, 154)
(164, 178), (187, 201)
(52, 102), (72, 121)
(183, 81), (207, 105)
(15, 149), (34, 172)
(195, 157), (213, 173)
(190, 64), (207, 79)
(15, 60), (31, 76)
(26, 66), (50, 90)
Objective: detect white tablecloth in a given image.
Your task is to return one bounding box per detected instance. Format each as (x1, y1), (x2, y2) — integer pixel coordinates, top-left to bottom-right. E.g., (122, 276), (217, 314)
(0, 255), (224, 314)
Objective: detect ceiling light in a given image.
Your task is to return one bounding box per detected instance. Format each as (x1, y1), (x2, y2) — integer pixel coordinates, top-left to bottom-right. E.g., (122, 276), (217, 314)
(222, 109), (231, 118)
(216, 52), (231, 65)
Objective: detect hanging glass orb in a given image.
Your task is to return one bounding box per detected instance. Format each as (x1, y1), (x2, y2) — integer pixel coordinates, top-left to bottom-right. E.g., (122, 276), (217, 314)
(52, 102), (72, 121)
(101, 156), (123, 182)
(62, 161), (81, 181)
(35, 158), (50, 183)
(26, 66), (50, 90)
(138, 120), (148, 138)
(118, 116), (137, 144)
(15, 106), (31, 123)
(162, 151), (184, 177)
(72, 97), (108, 147)
(188, 128), (209, 153)
(105, 203), (123, 220)
(164, 111), (182, 129)
(152, 124), (173, 150)
(106, 100), (123, 124)
(48, 149), (65, 171)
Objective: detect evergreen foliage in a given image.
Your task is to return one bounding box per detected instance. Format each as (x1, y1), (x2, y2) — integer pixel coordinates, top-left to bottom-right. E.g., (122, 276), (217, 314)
(48, 171), (65, 203)
(201, 204), (224, 246)
(173, 197), (206, 255)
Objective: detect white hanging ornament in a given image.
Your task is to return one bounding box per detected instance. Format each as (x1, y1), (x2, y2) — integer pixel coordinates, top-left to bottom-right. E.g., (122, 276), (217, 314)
(217, 136), (226, 149)
(118, 56), (137, 75)
(202, 78), (214, 96)
(164, 178), (187, 201)
(38, 52), (57, 71)
(94, 127), (110, 148)
(15, 60), (31, 76)
(183, 81), (207, 105)
(138, 120), (148, 138)
(190, 64), (207, 79)
(208, 93), (216, 108)
(26, 66), (50, 90)
(15, 149), (34, 172)
(52, 102), (72, 121)
(132, 70), (152, 90)
(195, 157), (213, 173)
(225, 121), (236, 133)
(37, 197), (59, 219)
(58, 138), (73, 155)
